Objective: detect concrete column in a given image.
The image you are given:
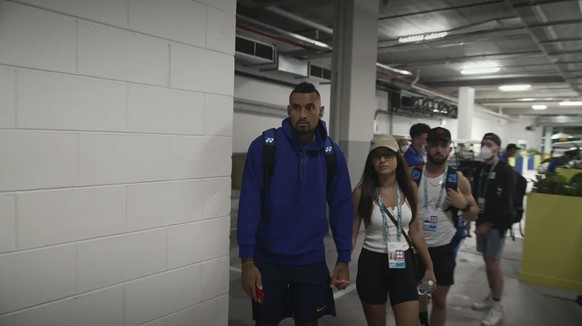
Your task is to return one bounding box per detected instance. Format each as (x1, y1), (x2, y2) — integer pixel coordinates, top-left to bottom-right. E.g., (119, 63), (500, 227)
(544, 126), (553, 154)
(330, 0), (379, 186)
(457, 87), (475, 141)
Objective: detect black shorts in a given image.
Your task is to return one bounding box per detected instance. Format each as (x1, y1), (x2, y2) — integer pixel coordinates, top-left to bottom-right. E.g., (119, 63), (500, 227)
(416, 241), (456, 286)
(252, 259), (335, 323)
(356, 248), (418, 305)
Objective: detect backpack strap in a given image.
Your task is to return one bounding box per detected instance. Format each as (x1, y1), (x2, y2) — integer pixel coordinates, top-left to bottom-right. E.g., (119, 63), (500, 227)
(323, 137), (337, 192)
(445, 166), (460, 229)
(262, 128), (276, 202)
(411, 166), (423, 186)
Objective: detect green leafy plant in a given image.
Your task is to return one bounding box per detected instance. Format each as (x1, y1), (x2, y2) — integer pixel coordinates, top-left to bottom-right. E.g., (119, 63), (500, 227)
(533, 172), (582, 197)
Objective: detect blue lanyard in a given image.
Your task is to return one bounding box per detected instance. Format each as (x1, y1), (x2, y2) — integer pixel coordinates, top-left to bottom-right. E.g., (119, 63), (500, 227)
(377, 187), (403, 241)
(479, 160), (500, 197)
(423, 168), (447, 210)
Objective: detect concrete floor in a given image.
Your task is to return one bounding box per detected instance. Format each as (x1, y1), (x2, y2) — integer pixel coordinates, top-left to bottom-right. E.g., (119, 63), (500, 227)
(228, 184), (582, 326)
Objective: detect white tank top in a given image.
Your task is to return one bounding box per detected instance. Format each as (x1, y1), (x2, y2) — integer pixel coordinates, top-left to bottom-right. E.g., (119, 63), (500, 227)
(417, 172), (456, 247)
(363, 200), (412, 253)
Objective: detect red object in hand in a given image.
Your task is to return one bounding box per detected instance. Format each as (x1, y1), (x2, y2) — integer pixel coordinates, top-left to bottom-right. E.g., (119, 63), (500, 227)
(256, 288), (265, 303)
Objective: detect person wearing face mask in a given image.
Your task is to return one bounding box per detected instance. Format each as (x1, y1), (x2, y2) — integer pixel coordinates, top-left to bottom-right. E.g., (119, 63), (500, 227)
(404, 123), (431, 169)
(398, 138), (410, 153)
(470, 133), (516, 326)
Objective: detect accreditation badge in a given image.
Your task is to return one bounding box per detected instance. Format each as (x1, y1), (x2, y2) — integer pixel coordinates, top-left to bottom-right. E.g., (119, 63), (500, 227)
(387, 241), (407, 269)
(423, 208), (438, 232)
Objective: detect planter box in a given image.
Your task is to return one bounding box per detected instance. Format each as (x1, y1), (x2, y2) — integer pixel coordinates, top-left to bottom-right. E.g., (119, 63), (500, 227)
(520, 193), (582, 291)
(555, 168), (582, 182)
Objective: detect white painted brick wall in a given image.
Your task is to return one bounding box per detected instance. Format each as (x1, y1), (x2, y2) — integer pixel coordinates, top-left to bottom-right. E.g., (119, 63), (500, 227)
(0, 245), (76, 314)
(18, 0), (129, 28)
(0, 0), (234, 324)
(167, 217), (229, 269)
(170, 42), (235, 95)
(206, 6), (236, 54)
(128, 84), (204, 135)
(125, 265), (202, 326)
(76, 230), (166, 292)
(163, 295), (229, 326)
(0, 286), (125, 326)
(17, 70), (128, 131)
(0, 130), (78, 191)
(78, 21), (170, 86)
(0, 194), (16, 253)
(0, 2), (76, 73)
(0, 67), (16, 128)
(129, 0), (207, 47)
(17, 186), (126, 250)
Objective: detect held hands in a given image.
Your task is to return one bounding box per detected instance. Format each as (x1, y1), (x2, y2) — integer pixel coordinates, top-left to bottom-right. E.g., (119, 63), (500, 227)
(241, 262), (264, 303)
(445, 188), (468, 210)
(330, 262), (350, 290)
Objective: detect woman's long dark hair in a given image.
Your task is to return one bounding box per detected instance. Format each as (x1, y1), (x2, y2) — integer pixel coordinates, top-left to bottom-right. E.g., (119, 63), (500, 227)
(356, 151), (418, 226)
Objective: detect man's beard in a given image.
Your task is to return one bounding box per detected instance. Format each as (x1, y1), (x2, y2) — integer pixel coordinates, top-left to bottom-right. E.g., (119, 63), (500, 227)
(293, 125), (316, 136)
(427, 152), (448, 165)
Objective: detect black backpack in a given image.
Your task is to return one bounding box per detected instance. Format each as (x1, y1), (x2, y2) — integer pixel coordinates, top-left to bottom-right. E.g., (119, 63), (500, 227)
(261, 128), (337, 200)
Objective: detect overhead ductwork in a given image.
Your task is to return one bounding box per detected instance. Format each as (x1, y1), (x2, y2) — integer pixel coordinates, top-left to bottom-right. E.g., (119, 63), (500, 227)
(235, 35), (276, 65)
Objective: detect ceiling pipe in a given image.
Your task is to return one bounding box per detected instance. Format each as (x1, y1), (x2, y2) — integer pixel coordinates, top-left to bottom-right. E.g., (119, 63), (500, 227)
(379, 0), (505, 21)
(237, 12), (515, 121)
(236, 22), (312, 49)
(237, 14), (332, 51)
(265, 6), (333, 35)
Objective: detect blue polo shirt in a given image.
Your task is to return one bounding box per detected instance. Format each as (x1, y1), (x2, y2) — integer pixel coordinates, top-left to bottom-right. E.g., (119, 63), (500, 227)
(404, 146), (425, 168)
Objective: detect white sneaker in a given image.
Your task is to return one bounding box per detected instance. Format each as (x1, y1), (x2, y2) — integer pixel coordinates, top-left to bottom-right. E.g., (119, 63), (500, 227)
(472, 294), (494, 311)
(481, 302), (503, 326)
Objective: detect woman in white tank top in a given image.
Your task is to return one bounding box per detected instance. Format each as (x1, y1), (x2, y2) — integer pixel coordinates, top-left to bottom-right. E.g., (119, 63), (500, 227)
(352, 134), (436, 326)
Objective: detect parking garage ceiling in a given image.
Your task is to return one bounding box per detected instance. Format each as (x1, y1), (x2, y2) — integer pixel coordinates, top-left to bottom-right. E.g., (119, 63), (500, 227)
(235, 0), (582, 117)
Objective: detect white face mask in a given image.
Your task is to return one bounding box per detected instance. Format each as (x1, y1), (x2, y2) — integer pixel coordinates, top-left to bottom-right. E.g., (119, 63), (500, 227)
(420, 144), (427, 154)
(480, 146), (495, 161)
(400, 145), (409, 153)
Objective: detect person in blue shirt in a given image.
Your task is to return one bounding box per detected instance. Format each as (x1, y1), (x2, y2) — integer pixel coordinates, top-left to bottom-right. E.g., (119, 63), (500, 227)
(404, 123), (431, 168)
(499, 143), (520, 162)
(237, 82), (353, 326)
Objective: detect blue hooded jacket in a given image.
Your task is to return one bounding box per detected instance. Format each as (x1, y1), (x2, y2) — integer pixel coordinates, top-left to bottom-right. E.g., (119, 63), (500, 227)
(237, 118), (353, 265)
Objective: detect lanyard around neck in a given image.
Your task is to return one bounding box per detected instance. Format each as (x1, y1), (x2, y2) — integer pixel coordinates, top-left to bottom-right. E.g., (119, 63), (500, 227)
(422, 168), (447, 210)
(377, 187), (402, 241)
(479, 160), (500, 197)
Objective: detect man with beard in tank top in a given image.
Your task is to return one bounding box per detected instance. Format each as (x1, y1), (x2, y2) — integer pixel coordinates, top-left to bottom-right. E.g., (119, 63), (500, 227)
(414, 127), (479, 326)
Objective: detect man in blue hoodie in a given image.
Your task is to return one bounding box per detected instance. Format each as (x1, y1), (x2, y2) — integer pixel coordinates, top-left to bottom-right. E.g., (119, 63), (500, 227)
(237, 82), (354, 326)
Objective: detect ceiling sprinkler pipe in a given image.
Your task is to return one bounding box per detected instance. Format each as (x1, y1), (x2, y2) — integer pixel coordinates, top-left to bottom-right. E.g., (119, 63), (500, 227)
(265, 6), (333, 35)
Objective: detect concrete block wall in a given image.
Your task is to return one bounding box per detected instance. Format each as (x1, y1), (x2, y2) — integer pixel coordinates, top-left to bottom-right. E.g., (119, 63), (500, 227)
(0, 0), (235, 325)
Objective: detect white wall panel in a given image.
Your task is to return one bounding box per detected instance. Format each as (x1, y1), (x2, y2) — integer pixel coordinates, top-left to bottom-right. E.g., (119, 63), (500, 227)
(17, 70), (127, 131)
(0, 2), (76, 73)
(0, 67), (16, 128)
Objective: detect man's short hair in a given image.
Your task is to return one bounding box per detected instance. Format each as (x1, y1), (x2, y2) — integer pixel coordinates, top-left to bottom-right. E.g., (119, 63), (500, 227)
(409, 123), (431, 138)
(289, 82), (321, 102)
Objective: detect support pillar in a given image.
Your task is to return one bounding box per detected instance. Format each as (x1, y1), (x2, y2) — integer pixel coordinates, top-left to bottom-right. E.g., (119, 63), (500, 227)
(458, 87), (475, 141)
(330, 0), (379, 186)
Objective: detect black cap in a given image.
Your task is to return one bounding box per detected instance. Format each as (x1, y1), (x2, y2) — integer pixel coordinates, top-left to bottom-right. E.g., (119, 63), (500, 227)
(427, 127), (452, 143)
(506, 143), (520, 151)
(482, 133), (501, 146)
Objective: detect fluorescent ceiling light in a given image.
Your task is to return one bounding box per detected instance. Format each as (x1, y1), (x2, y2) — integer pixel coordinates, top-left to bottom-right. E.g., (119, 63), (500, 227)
(559, 101), (582, 106)
(499, 84), (531, 91)
(376, 62), (413, 76)
(532, 105), (547, 110)
(398, 32), (448, 43)
(460, 61), (500, 75)
(461, 67), (500, 75)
